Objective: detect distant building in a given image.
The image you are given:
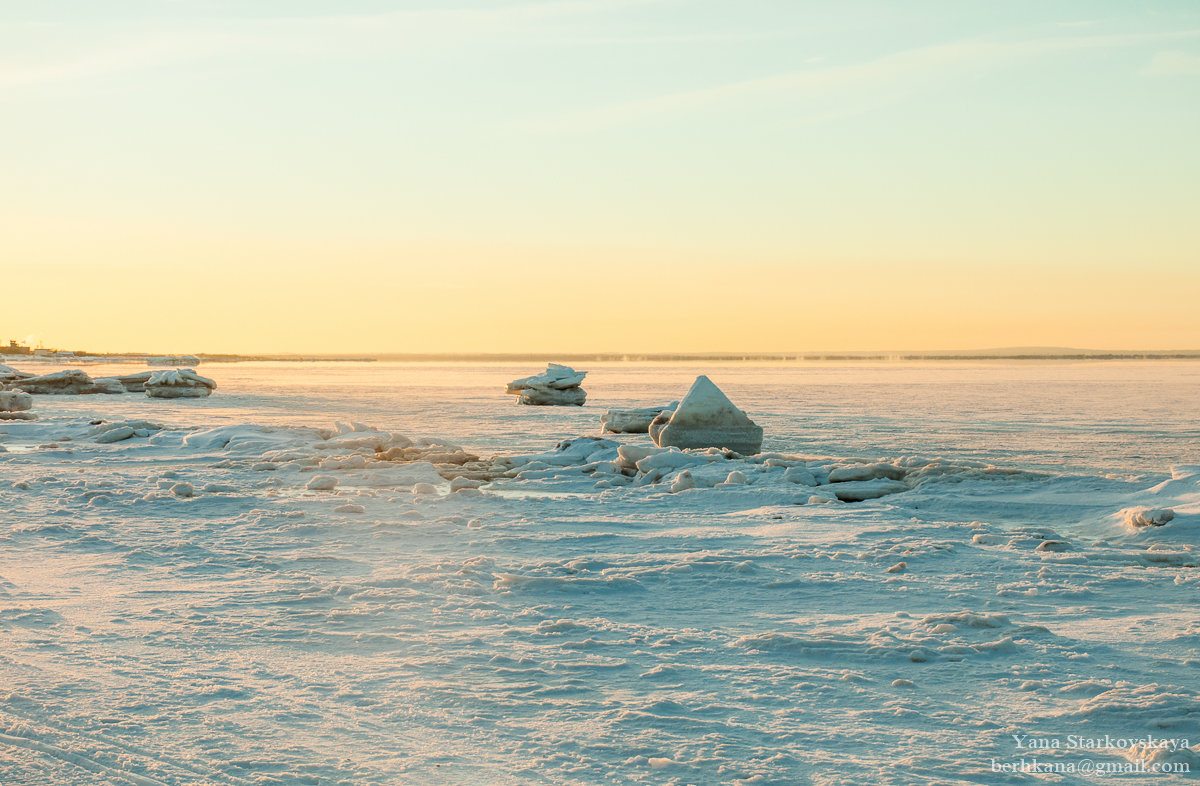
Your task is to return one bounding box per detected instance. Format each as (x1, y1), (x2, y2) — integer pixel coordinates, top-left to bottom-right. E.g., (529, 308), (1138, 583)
(3, 340), (32, 356)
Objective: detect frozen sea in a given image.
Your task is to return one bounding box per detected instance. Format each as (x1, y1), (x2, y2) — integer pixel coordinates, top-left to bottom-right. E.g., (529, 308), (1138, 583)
(2, 360), (1200, 784)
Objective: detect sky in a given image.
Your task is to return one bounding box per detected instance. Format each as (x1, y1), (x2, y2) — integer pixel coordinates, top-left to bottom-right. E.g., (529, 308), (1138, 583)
(2, 0), (1199, 354)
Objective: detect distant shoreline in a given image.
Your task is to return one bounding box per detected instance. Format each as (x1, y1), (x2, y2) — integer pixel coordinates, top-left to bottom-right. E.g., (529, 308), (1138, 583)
(363, 351), (1200, 362)
(5, 350), (1200, 364)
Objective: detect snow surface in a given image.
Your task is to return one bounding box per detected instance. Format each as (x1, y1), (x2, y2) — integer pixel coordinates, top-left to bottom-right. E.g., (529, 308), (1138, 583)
(2, 361), (1200, 784)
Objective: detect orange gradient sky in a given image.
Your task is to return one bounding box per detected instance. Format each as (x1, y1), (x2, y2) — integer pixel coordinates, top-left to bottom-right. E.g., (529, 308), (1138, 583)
(3, 1), (1199, 354)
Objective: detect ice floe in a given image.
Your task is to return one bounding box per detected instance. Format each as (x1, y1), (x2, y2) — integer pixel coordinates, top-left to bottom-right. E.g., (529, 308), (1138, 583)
(0, 390), (35, 421)
(505, 363), (587, 405)
(113, 371), (155, 392)
(144, 368), (216, 398)
(0, 365), (181, 397)
(10, 369), (123, 395)
(601, 403), (676, 433)
(0, 363), (33, 385)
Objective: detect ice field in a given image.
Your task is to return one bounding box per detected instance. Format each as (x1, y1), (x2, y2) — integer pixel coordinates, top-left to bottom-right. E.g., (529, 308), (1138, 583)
(2, 361), (1200, 784)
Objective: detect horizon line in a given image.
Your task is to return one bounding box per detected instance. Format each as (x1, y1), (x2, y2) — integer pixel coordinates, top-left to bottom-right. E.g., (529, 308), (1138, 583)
(7, 347), (1200, 363)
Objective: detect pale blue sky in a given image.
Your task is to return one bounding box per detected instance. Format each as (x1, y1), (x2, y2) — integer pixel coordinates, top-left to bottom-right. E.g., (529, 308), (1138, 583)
(3, 1), (1199, 352)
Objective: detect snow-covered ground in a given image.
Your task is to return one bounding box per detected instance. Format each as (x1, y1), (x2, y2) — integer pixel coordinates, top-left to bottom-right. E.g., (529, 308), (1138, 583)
(2, 362), (1199, 784)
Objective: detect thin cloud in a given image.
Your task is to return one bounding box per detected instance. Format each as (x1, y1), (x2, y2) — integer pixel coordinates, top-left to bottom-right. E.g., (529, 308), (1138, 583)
(539, 27), (1200, 131)
(0, 30), (252, 89)
(552, 29), (803, 46)
(1141, 50), (1200, 76)
(302, 0), (676, 26)
(0, 0), (678, 90)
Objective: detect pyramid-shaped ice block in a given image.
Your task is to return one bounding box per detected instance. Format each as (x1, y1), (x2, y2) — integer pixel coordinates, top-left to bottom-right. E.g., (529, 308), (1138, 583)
(650, 375), (763, 454)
